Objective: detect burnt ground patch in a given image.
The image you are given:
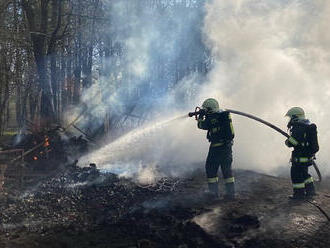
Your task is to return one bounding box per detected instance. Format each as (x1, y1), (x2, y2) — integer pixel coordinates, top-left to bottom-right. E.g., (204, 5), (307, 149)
(0, 167), (329, 248)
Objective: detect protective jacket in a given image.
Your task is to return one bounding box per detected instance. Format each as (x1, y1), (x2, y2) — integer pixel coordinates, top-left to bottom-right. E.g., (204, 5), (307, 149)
(287, 119), (319, 164)
(197, 111), (234, 144)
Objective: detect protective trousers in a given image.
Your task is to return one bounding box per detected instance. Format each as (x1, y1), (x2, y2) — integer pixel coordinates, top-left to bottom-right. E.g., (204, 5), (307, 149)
(291, 162), (315, 198)
(205, 143), (234, 198)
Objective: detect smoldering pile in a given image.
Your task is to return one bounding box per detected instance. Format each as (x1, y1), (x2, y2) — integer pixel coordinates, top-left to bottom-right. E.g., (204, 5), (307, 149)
(0, 164), (160, 234)
(0, 162), (229, 247)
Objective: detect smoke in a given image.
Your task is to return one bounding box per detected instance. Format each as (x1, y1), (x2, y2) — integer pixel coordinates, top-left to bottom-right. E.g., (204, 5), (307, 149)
(79, 113), (207, 177)
(79, 0), (330, 180)
(201, 0), (330, 176)
(77, 0), (210, 178)
(193, 207), (222, 234)
(64, 0), (207, 137)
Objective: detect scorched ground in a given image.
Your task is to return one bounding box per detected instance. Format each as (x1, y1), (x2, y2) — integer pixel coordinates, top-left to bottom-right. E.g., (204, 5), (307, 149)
(0, 164), (329, 248)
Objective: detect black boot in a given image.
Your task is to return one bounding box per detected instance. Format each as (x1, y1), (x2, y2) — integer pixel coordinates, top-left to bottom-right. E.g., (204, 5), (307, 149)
(289, 188), (305, 200)
(224, 182), (235, 200)
(305, 182), (316, 198)
(207, 182), (219, 198)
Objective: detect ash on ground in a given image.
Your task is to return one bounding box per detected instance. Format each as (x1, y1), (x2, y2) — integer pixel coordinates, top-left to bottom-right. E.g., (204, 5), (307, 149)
(0, 164), (329, 248)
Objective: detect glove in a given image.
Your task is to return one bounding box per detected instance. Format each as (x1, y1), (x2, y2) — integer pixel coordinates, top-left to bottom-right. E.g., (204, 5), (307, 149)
(285, 139), (290, 147)
(285, 136), (299, 147)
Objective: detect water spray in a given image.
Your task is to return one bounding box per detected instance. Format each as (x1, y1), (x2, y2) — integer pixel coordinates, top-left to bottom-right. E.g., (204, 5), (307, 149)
(188, 108), (322, 182)
(78, 113), (189, 170)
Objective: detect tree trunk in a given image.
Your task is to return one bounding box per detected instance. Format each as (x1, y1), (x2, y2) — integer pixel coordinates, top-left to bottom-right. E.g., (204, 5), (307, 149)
(22, 0), (56, 126)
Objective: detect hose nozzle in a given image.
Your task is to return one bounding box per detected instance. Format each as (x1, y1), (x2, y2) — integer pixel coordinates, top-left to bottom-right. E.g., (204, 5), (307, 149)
(188, 107), (204, 120)
(188, 112), (198, 117)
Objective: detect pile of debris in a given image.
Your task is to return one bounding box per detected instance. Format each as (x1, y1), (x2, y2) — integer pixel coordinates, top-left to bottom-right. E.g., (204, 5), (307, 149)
(0, 166), (329, 247)
(9, 128), (89, 165)
(0, 163), (225, 248)
(0, 124), (93, 193)
(0, 164), (158, 233)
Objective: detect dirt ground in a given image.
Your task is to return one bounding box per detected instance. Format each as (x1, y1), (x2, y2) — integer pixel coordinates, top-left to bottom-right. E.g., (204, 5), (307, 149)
(0, 166), (329, 248)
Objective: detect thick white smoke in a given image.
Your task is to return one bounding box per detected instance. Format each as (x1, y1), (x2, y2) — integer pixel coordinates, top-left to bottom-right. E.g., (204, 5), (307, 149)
(79, 0), (330, 180)
(201, 0), (330, 175)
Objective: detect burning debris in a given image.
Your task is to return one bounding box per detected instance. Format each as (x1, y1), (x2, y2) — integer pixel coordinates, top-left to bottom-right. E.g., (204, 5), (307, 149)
(0, 122), (94, 193)
(11, 126), (64, 162)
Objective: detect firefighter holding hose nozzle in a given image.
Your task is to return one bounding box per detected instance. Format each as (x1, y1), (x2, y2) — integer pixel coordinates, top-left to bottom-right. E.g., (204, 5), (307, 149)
(189, 98), (235, 199)
(285, 107), (319, 200)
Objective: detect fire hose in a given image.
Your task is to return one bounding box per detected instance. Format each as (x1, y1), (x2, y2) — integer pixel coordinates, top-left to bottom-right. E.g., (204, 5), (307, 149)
(188, 108), (322, 182)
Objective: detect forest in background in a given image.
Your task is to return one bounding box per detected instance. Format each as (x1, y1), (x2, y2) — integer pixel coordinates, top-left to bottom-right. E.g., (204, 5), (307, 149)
(0, 0), (210, 138)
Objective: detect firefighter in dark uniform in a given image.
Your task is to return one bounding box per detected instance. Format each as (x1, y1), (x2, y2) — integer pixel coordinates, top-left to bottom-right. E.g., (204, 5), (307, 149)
(197, 98), (235, 199)
(285, 107), (319, 199)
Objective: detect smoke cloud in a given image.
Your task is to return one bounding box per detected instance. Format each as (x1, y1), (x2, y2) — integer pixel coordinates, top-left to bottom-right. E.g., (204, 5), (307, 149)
(79, 0), (330, 181)
(201, 0), (330, 176)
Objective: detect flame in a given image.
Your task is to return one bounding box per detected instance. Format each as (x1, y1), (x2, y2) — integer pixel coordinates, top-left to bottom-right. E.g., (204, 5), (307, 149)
(44, 137), (50, 147)
(33, 156), (38, 160)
